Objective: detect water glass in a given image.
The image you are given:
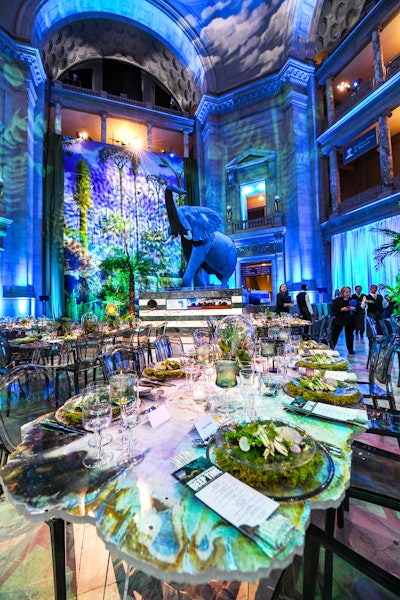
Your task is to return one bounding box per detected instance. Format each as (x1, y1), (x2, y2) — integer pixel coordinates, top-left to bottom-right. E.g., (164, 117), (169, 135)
(82, 391), (113, 469)
(215, 360), (237, 418)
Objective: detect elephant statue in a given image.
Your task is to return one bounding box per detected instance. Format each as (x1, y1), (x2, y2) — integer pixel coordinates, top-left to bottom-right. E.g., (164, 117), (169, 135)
(165, 186), (237, 289)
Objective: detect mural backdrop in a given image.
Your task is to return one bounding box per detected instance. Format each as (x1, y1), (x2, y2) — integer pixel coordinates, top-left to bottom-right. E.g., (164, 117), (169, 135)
(62, 138), (185, 320)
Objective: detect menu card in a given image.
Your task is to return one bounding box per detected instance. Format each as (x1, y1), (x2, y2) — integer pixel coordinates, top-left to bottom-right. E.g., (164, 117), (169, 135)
(282, 396), (368, 425)
(172, 455), (296, 556)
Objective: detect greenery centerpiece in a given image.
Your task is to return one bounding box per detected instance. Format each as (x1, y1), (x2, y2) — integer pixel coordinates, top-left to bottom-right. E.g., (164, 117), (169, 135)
(216, 315), (255, 365)
(213, 420), (323, 489)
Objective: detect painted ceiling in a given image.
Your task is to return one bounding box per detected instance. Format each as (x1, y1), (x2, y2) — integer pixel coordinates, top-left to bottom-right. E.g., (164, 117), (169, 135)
(0, 0), (371, 108)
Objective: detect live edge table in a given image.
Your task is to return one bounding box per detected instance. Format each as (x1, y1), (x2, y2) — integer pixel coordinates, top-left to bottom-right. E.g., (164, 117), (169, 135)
(0, 384), (364, 600)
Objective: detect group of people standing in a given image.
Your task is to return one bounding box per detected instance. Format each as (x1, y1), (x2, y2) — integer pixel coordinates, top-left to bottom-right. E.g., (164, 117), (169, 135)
(275, 282), (391, 356)
(331, 284), (387, 354)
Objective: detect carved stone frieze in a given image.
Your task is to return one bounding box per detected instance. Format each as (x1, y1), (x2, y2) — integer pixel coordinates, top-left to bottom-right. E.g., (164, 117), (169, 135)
(0, 32), (45, 87)
(196, 59), (313, 124)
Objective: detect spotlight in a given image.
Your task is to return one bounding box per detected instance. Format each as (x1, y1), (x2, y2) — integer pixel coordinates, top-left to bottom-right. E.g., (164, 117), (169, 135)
(169, 148), (174, 158)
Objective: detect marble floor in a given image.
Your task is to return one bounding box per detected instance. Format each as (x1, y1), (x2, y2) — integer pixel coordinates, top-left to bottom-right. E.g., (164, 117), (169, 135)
(0, 334), (399, 599)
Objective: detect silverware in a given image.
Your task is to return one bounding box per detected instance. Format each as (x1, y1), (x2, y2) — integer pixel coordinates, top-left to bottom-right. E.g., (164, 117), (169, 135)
(39, 421), (86, 436)
(319, 441), (343, 456)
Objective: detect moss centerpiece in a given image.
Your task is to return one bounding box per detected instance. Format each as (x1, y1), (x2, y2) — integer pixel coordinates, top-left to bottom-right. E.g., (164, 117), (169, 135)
(213, 420), (323, 489)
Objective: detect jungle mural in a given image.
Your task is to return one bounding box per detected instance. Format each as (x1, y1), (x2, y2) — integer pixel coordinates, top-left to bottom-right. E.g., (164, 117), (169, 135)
(62, 138), (185, 321)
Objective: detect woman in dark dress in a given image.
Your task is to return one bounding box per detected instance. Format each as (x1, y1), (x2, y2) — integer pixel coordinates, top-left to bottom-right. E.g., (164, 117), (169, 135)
(276, 283), (292, 314)
(331, 285), (356, 354)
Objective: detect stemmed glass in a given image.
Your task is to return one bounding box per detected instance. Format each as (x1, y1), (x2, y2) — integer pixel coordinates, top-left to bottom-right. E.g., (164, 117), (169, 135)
(82, 391), (113, 469)
(117, 394), (144, 467)
(182, 351), (200, 396)
(109, 371), (136, 450)
(84, 383), (113, 447)
(239, 367), (260, 422)
(215, 360), (237, 420)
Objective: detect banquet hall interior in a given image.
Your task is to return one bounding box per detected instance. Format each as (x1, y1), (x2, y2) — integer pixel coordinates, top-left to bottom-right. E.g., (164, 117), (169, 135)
(0, 0), (400, 598)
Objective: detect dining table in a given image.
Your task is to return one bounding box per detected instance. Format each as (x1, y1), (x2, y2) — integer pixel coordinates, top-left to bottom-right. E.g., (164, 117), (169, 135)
(0, 358), (367, 600)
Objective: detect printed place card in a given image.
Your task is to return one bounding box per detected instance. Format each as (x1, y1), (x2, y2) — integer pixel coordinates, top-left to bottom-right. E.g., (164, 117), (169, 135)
(194, 414), (219, 442)
(147, 405), (170, 428)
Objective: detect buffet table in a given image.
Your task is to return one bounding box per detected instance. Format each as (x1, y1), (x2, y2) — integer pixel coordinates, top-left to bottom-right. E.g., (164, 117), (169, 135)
(0, 375), (365, 599)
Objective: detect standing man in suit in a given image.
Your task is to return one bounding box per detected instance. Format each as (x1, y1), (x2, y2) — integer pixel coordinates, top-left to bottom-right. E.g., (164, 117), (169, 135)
(351, 285), (367, 338)
(365, 284), (384, 322)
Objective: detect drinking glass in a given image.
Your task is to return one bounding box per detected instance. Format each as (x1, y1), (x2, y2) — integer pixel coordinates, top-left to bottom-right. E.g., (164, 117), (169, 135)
(215, 360), (237, 419)
(84, 383), (112, 446)
(82, 391), (113, 468)
(260, 338), (275, 373)
(117, 396), (144, 467)
(109, 371), (136, 450)
(239, 367), (260, 421)
(182, 353), (200, 396)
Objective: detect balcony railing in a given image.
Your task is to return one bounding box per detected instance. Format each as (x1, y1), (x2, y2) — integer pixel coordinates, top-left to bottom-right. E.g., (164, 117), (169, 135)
(227, 214), (283, 234)
(333, 51), (400, 122)
(54, 81), (189, 118)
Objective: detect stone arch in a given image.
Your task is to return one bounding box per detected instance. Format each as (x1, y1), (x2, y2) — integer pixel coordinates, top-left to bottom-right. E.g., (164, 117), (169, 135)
(27, 0), (211, 106)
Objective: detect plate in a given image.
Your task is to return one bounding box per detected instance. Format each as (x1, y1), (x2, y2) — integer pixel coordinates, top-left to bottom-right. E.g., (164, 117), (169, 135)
(207, 420), (334, 502)
(143, 358), (185, 381)
(55, 394), (132, 427)
(297, 356), (349, 371)
(284, 378), (362, 406)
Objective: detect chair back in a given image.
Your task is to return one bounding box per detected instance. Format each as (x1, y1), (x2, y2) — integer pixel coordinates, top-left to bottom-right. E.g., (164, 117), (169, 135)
(75, 337), (105, 364)
(113, 328), (136, 345)
(135, 324), (153, 348)
(0, 364), (71, 460)
(153, 336), (169, 362)
(100, 346), (146, 381)
(192, 329), (212, 347)
(165, 336), (185, 357)
(155, 322), (168, 337)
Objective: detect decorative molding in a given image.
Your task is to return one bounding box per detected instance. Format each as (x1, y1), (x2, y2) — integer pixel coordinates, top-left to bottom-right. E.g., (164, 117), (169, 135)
(236, 241), (277, 257)
(195, 58), (314, 124)
(0, 28), (46, 87)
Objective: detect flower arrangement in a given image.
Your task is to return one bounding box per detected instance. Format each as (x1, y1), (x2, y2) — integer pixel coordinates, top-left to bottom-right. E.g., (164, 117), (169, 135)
(104, 303), (120, 329)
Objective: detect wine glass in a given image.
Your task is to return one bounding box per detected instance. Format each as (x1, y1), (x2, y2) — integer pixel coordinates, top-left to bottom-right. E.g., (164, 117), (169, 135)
(109, 371), (135, 450)
(117, 396), (144, 467)
(215, 360), (237, 420)
(82, 391), (113, 469)
(182, 352), (200, 396)
(84, 383), (113, 447)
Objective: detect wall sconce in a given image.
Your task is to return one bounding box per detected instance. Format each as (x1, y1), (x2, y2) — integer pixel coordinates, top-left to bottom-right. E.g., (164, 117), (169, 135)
(226, 205), (232, 222)
(274, 195), (280, 212)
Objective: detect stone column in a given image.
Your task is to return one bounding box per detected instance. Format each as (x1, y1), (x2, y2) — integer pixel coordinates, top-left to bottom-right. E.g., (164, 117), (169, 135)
(372, 28), (385, 85)
(325, 77), (336, 126)
(328, 149), (341, 213)
(183, 129), (190, 158)
(372, 29), (393, 189)
(54, 102), (62, 134)
(101, 112), (107, 143)
(378, 113), (394, 190)
(147, 122), (153, 151)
